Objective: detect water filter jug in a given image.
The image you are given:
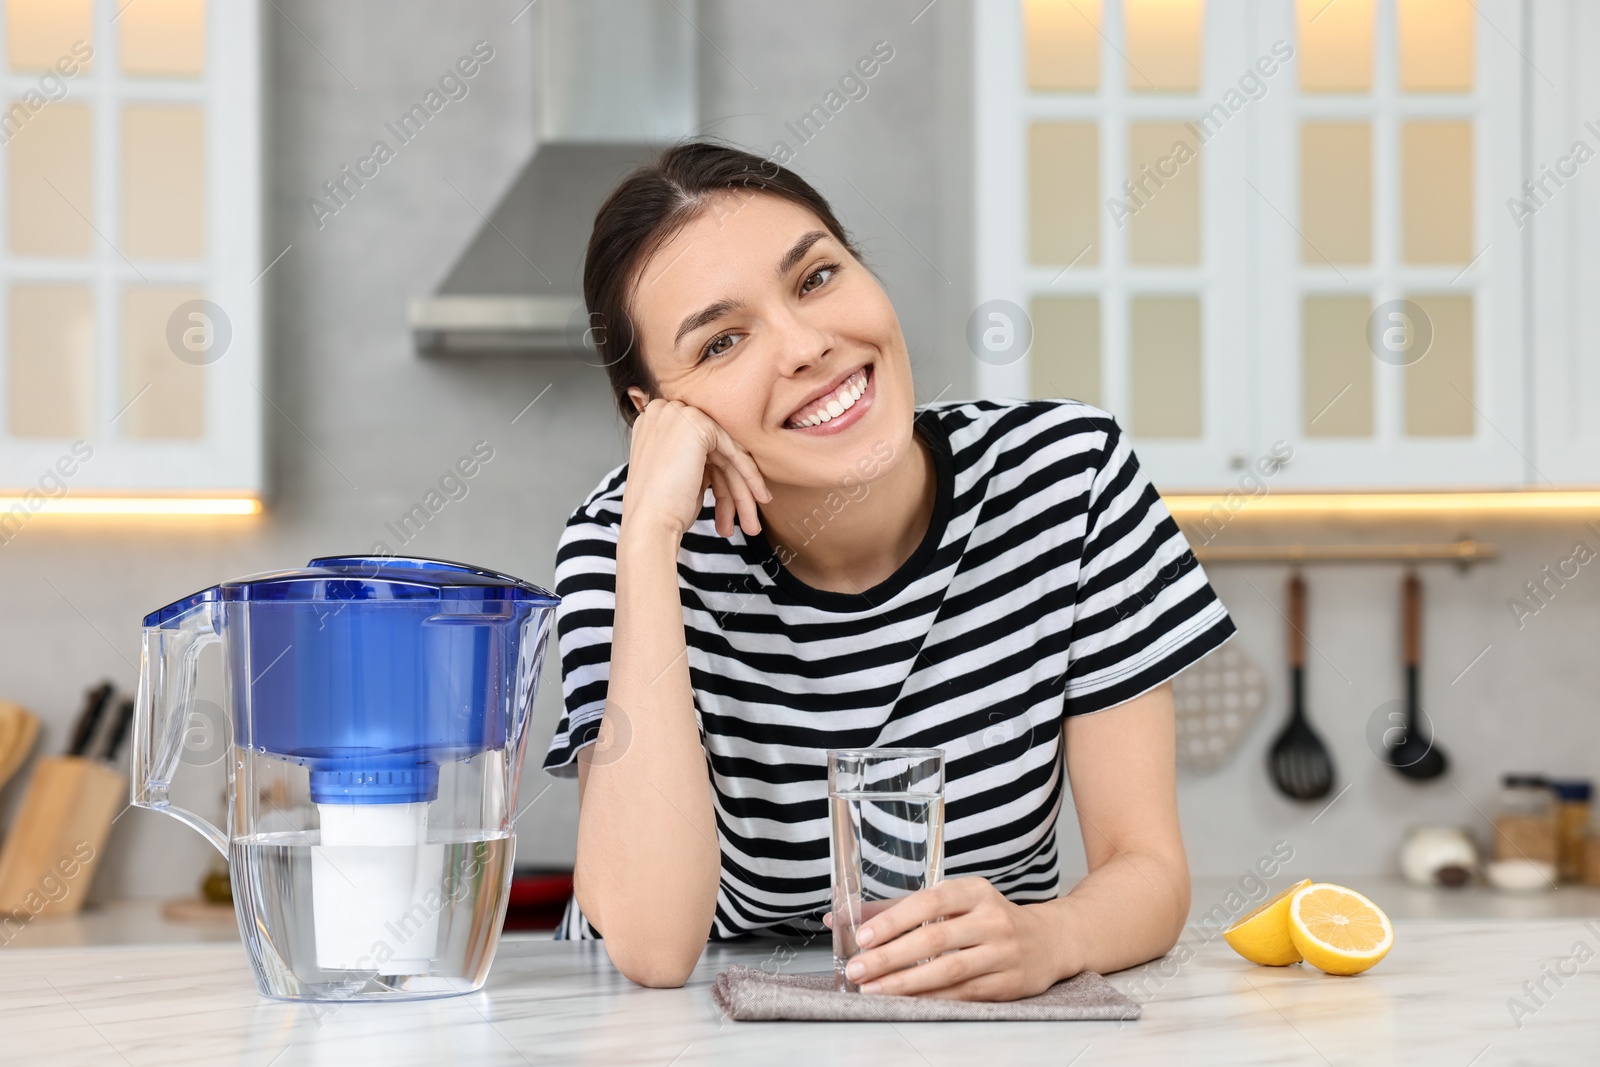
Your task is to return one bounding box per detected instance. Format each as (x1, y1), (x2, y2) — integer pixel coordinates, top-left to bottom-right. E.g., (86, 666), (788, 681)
(132, 556), (558, 1001)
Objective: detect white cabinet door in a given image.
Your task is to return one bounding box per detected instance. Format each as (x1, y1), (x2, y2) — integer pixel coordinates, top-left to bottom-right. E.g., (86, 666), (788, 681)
(974, 0), (1255, 490)
(1252, 0), (1526, 489)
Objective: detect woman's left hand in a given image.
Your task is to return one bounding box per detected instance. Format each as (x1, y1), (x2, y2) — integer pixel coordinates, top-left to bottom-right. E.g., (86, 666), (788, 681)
(831, 877), (1072, 1000)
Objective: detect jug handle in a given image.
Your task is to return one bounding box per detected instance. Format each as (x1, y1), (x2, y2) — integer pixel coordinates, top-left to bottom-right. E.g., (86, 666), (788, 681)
(131, 599), (229, 856)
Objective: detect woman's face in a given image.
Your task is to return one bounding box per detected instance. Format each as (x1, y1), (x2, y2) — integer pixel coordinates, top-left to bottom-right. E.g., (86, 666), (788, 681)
(625, 191), (916, 491)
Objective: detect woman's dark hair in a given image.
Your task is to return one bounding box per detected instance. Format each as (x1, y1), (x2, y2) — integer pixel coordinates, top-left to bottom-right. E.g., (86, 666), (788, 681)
(582, 141), (861, 427)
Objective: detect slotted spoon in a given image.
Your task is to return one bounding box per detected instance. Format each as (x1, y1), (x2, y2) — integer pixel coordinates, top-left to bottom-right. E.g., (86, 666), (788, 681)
(1267, 571), (1335, 801)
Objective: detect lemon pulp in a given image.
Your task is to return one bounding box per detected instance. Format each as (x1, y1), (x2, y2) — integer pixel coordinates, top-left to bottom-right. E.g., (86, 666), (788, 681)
(1288, 883), (1393, 976)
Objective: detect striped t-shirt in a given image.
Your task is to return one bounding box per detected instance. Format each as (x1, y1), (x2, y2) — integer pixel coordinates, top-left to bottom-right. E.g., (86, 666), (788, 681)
(542, 397), (1236, 940)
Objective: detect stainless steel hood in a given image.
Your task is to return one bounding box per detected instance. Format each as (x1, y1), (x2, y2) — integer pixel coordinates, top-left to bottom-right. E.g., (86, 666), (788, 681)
(410, 0), (697, 354)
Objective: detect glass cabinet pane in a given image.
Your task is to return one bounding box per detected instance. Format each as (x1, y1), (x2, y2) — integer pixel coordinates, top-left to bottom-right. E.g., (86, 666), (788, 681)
(120, 0), (207, 77)
(120, 286), (205, 440)
(1397, 0), (1473, 93)
(1128, 122), (1201, 265)
(1403, 293), (1474, 436)
(1401, 121), (1473, 264)
(1024, 0), (1100, 92)
(1301, 122), (1371, 265)
(1297, 0), (1374, 93)
(8, 284), (94, 438)
(1125, 0), (1203, 93)
(1302, 296), (1373, 437)
(9, 102), (93, 256)
(6, 0), (92, 72)
(1030, 295), (1100, 404)
(1129, 295), (1202, 438)
(122, 104), (206, 259)
(1029, 122), (1100, 266)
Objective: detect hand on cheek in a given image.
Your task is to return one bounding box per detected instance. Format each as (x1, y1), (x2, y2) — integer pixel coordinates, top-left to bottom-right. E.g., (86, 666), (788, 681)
(836, 877), (1064, 1001)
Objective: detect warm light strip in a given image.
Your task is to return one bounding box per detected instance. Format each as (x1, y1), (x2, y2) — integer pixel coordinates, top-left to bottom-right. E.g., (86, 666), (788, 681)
(1164, 490), (1600, 517)
(0, 496), (262, 516)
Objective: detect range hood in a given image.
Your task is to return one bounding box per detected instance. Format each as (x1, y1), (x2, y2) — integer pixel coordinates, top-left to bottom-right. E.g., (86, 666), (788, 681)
(410, 0), (697, 354)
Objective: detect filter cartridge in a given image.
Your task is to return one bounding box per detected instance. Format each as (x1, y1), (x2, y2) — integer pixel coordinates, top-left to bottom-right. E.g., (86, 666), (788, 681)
(312, 801), (445, 972)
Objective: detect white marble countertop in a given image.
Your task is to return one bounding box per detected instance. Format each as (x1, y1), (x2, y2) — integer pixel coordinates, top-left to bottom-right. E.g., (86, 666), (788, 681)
(2, 915), (1597, 1066)
(9, 876), (1600, 950)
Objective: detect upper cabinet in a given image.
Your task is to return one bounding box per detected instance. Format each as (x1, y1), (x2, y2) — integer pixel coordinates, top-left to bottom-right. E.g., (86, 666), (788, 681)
(975, 0), (1547, 492)
(0, 0), (261, 502)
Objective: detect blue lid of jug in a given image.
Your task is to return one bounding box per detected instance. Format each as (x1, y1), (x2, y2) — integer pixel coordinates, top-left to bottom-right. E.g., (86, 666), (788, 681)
(142, 555), (557, 626)
(139, 556), (558, 811)
(306, 555), (557, 598)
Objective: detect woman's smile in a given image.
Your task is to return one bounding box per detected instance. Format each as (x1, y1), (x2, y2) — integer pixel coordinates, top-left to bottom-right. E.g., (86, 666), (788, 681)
(781, 363), (875, 434)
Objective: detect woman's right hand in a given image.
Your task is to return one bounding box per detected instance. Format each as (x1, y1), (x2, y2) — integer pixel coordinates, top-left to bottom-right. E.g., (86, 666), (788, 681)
(620, 397), (773, 541)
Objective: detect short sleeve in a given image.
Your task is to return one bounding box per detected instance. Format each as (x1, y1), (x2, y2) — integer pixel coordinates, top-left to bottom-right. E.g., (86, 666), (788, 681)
(1062, 415), (1236, 716)
(541, 508), (621, 778)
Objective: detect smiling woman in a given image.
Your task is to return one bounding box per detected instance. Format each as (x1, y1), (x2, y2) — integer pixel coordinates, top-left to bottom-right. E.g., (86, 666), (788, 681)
(545, 142), (1238, 1000)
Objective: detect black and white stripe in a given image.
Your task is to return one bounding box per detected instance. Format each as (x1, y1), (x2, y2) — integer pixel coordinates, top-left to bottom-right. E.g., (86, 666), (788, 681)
(542, 398), (1236, 940)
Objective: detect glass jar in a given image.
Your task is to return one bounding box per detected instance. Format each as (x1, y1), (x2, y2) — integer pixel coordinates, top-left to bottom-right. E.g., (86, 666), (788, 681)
(1550, 779), (1593, 883)
(1493, 774), (1558, 865)
(1585, 809), (1600, 888)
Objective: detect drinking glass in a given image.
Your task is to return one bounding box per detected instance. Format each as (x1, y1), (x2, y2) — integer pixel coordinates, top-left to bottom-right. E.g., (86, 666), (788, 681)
(828, 748), (945, 993)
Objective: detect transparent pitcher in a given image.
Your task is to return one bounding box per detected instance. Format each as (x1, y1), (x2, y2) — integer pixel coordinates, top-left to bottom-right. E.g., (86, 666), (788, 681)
(132, 556), (558, 1001)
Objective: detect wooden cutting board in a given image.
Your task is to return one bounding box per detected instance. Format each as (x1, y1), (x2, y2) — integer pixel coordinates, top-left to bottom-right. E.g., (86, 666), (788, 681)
(0, 701), (40, 793)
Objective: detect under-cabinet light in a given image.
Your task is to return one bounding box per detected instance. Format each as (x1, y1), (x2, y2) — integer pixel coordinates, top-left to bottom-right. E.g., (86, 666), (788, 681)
(1164, 490), (1600, 518)
(0, 496), (262, 516)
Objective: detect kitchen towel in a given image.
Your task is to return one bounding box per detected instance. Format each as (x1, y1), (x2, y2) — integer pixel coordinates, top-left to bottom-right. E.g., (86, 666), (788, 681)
(710, 964), (1141, 1022)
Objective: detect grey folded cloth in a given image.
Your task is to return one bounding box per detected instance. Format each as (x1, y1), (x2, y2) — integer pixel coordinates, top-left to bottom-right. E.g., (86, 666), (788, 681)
(710, 964), (1141, 1022)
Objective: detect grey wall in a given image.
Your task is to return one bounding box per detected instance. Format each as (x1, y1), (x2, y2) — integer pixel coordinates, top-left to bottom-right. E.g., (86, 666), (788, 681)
(0, 0), (1594, 906)
(1145, 512), (1600, 889)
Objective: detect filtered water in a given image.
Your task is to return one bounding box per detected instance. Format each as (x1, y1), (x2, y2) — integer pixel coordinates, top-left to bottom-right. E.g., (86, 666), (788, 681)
(229, 832), (514, 1001)
(830, 791), (944, 992)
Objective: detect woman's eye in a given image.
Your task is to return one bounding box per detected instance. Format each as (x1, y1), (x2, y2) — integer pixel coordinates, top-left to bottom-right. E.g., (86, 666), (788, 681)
(702, 332), (738, 360)
(801, 265), (837, 294)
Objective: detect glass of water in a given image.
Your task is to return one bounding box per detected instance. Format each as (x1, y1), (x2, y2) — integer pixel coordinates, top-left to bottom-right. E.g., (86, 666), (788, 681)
(828, 748), (945, 993)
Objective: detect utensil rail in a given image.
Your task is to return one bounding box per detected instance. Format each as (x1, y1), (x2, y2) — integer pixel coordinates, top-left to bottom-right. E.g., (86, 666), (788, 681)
(1191, 538), (1495, 567)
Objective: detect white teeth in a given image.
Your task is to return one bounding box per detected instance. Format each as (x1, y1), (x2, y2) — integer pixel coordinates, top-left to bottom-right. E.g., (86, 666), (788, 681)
(787, 366), (870, 428)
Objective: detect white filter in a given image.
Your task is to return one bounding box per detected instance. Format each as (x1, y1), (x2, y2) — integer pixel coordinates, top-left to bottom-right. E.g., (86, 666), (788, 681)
(312, 802), (446, 972)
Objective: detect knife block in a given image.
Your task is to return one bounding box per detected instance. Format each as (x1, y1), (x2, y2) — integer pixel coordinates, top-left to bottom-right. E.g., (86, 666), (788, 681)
(0, 756), (127, 921)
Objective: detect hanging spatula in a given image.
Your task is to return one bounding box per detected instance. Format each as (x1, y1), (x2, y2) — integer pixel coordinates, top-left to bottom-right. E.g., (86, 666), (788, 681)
(1268, 571), (1335, 801)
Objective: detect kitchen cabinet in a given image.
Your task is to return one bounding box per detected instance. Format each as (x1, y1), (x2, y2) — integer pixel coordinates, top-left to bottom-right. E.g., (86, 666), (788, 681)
(976, 0), (1548, 492)
(0, 0), (263, 502)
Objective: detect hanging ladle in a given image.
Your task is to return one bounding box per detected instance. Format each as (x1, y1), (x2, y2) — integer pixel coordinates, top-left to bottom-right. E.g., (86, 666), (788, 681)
(1388, 570), (1449, 780)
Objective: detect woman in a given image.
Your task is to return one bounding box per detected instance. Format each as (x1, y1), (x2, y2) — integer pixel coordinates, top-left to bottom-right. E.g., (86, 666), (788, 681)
(543, 142), (1237, 1000)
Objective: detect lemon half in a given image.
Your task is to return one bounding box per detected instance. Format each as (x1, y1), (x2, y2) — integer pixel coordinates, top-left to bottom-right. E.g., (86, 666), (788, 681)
(1288, 882), (1393, 976)
(1222, 877), (1312, 966)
